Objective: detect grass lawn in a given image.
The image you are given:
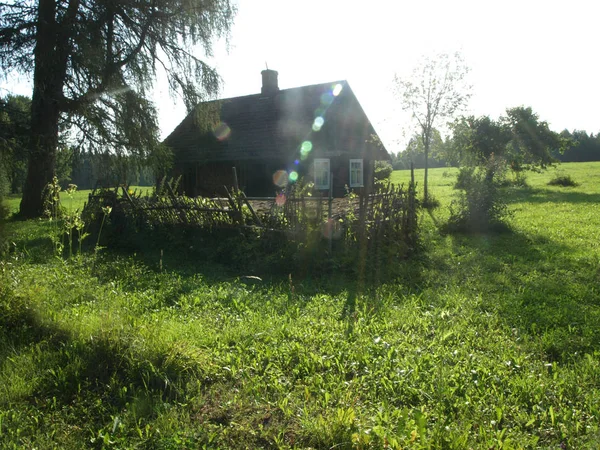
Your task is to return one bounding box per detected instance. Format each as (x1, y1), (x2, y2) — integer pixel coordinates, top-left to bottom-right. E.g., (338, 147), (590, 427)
(3, 185), (153, 216)
(1, 163), (599, 448)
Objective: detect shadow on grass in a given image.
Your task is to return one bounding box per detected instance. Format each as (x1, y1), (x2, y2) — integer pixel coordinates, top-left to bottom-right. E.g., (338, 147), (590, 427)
(507, 186), (600, 204)
(0, 292), (211, 414)
(4, 218), (57, 263)
(97, 224), (425, 300)
(443, 228), (600, 362)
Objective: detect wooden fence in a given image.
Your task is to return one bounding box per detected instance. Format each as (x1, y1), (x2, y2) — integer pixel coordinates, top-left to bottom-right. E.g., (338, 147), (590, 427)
(83, 179), (418, 249)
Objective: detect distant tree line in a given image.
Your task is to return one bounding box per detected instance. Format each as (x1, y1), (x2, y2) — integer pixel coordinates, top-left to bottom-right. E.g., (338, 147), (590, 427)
(1, 0), (234, 217)
(1, 94), (158, 195)
(391, 121), (600, 170)
(70, 151), (156, 190)
(555, 130), (600, 162)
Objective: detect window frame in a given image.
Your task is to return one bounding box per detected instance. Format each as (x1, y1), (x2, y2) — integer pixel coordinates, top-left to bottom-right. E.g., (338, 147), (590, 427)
(349, 158), (364, 188)
(314, 158), (331, 190)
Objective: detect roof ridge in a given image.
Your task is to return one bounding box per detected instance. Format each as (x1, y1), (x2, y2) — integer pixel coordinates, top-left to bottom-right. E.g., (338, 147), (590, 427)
(200, 79), (349, 104)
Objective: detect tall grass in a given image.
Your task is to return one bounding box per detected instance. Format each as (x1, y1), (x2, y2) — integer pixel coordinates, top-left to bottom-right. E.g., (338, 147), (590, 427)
(2, 186), (153, 216)
(1, 162), (599, 448)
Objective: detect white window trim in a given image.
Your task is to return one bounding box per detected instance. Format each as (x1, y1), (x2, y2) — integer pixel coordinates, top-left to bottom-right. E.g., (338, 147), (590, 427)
(349, 158), (364, 188)
(314, 158), (330, 190)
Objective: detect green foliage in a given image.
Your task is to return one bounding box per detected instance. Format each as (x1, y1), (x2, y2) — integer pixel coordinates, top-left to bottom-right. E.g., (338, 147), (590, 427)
(0, 95), (74, 195)
(395, 129), (451, 170)
(87, 183), (418, 279)
(1, 0), (235, 217)
(0, 94), (30, 194)
(548, 173), (578, 187)
(373, 160), (393, 183)
(557, 129), (600, 162)
(447, 157), (511, 232)
(421, 193), (440, 209)
(147, 145), (174, 180)
(394, 51), (472, 200)
(449, 115), (510, 165)
(502, 106), (564, 172)
(450, 107), (567, 176)
(0, 189), (7, 255)
(2, 163), (600, 448)
(70, 150), (157, 189)
(447, 107), (569, 233)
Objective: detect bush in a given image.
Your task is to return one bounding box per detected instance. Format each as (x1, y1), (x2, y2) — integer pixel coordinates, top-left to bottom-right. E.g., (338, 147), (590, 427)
(422, 194), (440, 210)
(89, 183), (419, 279)
(374, 161), (393, 183)
(447, 158), (511, 233)
(498, 170), (528, 187)
(0, 186), (8, 256)
(548, 174), (578, 187)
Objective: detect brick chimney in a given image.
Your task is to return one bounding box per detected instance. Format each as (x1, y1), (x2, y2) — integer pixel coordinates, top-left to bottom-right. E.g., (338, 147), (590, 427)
(261, 69), (279, 96)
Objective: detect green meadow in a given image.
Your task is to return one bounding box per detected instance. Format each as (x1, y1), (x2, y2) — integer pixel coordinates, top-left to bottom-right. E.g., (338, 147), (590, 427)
(3, 186), (153, 216)
(1, 162), (599, 448)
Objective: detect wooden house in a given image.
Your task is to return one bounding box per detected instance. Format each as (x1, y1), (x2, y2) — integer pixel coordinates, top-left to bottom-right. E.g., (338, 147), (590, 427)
(163, 70), (390, 197)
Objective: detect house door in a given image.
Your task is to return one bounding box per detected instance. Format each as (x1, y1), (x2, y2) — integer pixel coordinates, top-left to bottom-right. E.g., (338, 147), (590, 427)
(183, 166), (196, 196)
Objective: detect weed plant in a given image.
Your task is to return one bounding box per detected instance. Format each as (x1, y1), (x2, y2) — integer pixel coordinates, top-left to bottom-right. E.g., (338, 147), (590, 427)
(83, 182), (418, 280)
(446, 157), (511, 233)
(421, 194), (440, 210)
(1, 162), (600, 448)
(548, 171), (578, 187)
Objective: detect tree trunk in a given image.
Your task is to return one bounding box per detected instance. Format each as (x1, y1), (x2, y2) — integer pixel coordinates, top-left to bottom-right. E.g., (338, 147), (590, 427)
(19, 0), (63, 218)
(423, 132), (430, 203)
(20, 125), (59, 217)
(424, 147), (429, 202)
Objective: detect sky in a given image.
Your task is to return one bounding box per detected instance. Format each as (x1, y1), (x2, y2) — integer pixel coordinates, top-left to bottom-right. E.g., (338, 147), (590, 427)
(154, 0), (600, 154)
(3, 0), (599, 154)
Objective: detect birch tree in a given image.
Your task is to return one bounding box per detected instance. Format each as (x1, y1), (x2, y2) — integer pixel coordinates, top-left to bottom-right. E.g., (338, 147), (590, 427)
(395, 52), (471, 202)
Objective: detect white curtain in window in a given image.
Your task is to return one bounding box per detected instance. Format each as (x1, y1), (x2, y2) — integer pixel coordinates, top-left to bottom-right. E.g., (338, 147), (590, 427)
(349, 159), (363, 187)
(314, 158), (330, 190)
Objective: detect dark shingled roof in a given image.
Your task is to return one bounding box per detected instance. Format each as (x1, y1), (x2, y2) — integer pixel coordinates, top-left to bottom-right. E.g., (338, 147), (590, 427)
(164, 79), (389, 163)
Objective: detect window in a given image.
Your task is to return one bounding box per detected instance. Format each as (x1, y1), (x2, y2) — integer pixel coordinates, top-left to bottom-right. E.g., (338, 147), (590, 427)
(314, 158), (330, 190)
(349, 159), (364, 187)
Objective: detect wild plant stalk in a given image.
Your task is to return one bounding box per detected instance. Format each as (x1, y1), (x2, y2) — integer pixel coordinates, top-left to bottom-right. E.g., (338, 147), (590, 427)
(74, 214), (89, 256)
(43, 176), (63, 257)
(95, 206), (112, 257)
(64, 184), (78, 258)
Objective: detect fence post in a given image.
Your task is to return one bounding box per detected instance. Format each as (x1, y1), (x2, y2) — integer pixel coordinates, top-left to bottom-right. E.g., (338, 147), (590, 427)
(328, 172), (333, 252)
(232, 166), (242, 213)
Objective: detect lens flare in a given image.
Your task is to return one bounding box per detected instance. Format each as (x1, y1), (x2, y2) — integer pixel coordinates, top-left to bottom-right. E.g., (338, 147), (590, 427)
(320, 92), (334, 106)
(314, 106), (326, 117)
(312, 116), (325, 132)
(332, 83), (343, 97)
(294, 159), (300, 165)
(213, 122), (231, 141)
(275, 193), (286, 206)
(321, 218), (343, 240)
(300, 140), (313, 156)
(272, 170), (288, 187)
(289, 171), (299, 182)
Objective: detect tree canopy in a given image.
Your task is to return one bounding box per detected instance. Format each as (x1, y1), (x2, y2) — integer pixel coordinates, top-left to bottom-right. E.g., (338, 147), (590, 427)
(502, 107), (565, 172)
(394, 52), (471, 201)
(0, 0), (235, 217)
(557, 130), (600, 162)
(0, 94), (30, 194)
(449, 106), (568, 173)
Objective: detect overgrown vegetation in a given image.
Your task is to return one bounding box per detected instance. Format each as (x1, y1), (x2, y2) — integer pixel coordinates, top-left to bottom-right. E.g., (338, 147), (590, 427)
(373, 160), (393, 184)
(0, 184), (7, 255)
(548, 172), (578, 187)
(1, 162), (600, 448)
(82, 180), (418, 279)
(446, 157), (511, 233)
